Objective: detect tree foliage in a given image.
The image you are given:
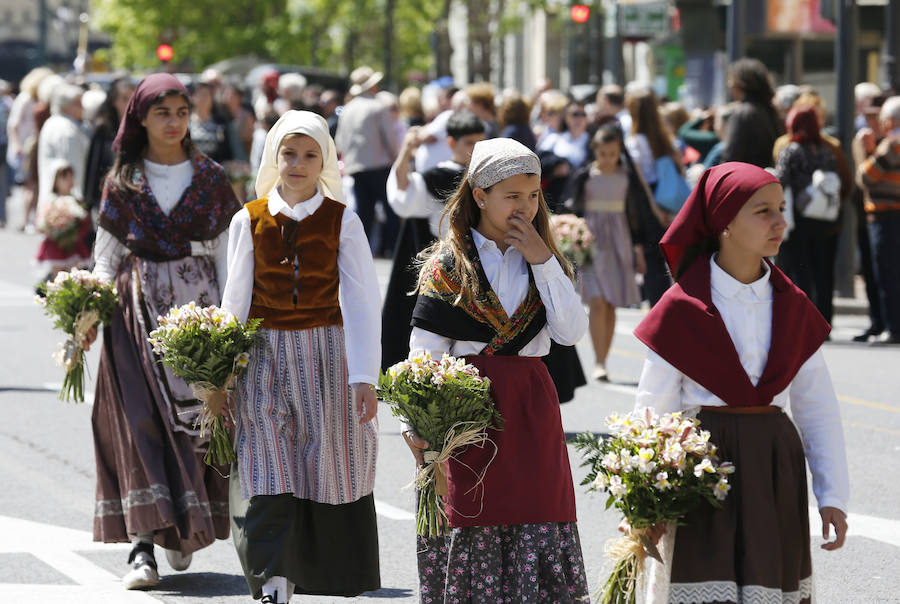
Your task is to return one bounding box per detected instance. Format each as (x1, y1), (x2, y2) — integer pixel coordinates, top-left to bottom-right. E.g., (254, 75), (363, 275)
(93, 0), (445, 85)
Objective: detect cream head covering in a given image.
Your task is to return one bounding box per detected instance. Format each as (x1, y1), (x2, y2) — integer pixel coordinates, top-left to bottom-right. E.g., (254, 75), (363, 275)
(254, 110), (344, 202)
(466, 137), (541, 191)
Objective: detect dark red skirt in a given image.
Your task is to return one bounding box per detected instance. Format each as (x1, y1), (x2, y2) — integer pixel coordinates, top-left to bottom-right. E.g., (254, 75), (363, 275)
(444, 355), (576, 528)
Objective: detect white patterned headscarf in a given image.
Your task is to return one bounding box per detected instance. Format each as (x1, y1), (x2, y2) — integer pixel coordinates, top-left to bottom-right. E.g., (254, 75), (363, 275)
(254, 110), (344, 202)
(466, 138), (541, 191)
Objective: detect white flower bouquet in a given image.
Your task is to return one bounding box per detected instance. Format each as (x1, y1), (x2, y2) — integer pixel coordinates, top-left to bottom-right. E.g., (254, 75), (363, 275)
(148, 303), (261, 467)
(549, 213), (595, 268)
(37, 269), (118, 402)
(37, 195), (88, 251)
(573, 408), (735, 604)
(378, 353), (502, 537)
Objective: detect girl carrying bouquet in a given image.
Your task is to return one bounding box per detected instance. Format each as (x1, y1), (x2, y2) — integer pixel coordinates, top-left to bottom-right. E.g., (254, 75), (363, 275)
(86, 74), (241, 589)
(405, 138), (590, 602)
(35, 159), (92, 277)
(220, 110), (381, 604)
(632, 162), (849, 603)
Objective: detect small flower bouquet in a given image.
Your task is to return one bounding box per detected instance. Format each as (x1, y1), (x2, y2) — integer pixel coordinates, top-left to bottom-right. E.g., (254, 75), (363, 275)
(37, 269), (118, 402)
(573, 408), (735, 604)
(37, 195), (88, 251)
(378, 353), (502, 537)
(549, 213), (595, 268)
(148, 303), (261, 467)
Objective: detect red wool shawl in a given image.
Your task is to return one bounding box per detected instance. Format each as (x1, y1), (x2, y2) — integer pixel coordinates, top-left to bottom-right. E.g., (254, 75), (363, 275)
(634, 162), (829, 406)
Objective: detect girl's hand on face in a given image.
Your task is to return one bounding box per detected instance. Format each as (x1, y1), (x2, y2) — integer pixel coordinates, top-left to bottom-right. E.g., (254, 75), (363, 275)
(819, 506), (848, 551)
(505, 214), (552, 265)
(353, 383), (378, 424)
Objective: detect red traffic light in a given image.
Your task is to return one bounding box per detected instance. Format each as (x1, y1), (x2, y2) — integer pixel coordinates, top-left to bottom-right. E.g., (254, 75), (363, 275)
(156, 44), (174, 62)
(570, 4), (590, 23)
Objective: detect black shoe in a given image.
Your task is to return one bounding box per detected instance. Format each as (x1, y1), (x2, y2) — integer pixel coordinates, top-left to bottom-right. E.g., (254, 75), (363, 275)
(883, 334), (900, 344)
(260, 592), (279, 604)
(123, 542), (159, 590)
(852, 326), (884, 342)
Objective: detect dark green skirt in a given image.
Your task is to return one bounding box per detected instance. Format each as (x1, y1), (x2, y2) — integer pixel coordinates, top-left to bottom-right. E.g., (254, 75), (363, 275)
(229, 472), (381, 599)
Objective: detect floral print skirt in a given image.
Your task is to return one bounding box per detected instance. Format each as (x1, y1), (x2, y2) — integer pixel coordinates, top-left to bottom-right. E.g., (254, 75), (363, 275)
(417, 522), (589, 603)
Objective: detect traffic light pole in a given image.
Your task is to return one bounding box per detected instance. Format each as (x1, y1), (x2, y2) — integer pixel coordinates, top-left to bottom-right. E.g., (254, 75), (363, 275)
(727, 0), (744, 62)
(884, 0), (899, 90)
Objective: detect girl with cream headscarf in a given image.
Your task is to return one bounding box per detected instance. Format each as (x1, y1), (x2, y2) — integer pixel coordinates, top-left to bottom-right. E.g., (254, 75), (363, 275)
(221, 110), (382, 604)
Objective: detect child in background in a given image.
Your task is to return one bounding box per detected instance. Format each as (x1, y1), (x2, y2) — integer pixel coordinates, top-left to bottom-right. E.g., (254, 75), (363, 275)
(35, 159), (92, 278)
(221, 111), (381, 604)
(405, 138), (590, 603)
(566, 125), (644, 381)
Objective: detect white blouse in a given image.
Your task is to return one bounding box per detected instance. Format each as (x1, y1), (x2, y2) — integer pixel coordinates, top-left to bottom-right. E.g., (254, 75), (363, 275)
(93, 160), (228, 287)
(221, 187), (381, 387)
(386, 161), (463, 238)
(636, 255), (850, 514)
(409, 228), (588, 358)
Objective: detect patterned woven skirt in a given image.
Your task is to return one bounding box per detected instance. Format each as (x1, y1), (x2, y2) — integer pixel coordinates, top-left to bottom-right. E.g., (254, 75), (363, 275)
(231, 325), (380, 597)
(645, 408), (813, 604)
(417, 523), (589, 603)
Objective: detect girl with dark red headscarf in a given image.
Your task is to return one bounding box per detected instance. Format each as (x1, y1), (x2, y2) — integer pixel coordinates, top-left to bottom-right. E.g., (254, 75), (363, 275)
(774, 105), (848, 324)
(85, 73), (241, 591)
(632, 162), (849, 603)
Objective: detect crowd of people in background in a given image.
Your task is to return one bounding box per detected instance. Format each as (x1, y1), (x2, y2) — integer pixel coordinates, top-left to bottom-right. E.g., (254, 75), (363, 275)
(0, 58), (898, 355)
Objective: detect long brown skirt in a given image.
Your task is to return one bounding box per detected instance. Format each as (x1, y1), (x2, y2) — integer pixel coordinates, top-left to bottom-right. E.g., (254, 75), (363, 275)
(91, 263), (230, 554)
(662, 408), (812, 604)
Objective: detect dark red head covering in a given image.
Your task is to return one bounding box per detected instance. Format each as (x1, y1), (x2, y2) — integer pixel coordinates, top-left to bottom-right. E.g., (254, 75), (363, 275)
(786, 106), (822, 144)
(635, 162), (829, 407)
(112, 73), (189, 152)
(659, 162), (779, 277)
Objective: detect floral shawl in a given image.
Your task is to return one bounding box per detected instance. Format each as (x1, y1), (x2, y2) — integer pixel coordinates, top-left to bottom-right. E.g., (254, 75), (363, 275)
(98, 152), (240, 261)
(411, 237), (547, 356)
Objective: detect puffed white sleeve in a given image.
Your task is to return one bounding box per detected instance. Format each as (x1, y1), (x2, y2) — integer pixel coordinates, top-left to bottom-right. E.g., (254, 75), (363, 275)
(788, 349), (850, 514)
(635, 349), (685, 414)
(338, 209), (382, 386)
(220, 208), (255, 323)
(92, 226), (128, 283)
(408, 327), (453, 359)
(530, 255), (588, 346)
(386, 167), (433, 218)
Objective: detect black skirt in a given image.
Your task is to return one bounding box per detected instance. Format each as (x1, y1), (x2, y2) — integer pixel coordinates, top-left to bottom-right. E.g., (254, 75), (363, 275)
(542, 341), (587, 403)
(229, 472), (381, 599)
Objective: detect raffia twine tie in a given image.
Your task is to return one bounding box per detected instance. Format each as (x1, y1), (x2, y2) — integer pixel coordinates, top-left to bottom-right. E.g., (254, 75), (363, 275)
(53, 309), (99, 371)
(599, 526), (663, 602)
(408, 421), (498, 524)
(189, 373), (237, 436)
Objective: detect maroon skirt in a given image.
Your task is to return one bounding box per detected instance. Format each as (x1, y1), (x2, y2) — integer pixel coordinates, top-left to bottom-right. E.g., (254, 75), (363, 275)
(444, 355), (576, 528)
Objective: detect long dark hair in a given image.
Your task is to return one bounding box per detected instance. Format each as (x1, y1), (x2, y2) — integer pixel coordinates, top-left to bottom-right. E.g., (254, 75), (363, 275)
(107, 89), (194, 193)
(626, 87), (680, 167)
(94, 77), (132, 134)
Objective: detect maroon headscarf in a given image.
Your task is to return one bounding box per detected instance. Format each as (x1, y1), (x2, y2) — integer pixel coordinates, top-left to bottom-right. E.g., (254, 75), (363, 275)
(112, 73), (189, 152)
(634, 162), (829, 407)
(786, 106), (822, 145)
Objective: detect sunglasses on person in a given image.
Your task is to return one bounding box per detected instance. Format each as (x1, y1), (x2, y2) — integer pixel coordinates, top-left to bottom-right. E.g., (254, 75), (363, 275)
(569, 111), (587, 118)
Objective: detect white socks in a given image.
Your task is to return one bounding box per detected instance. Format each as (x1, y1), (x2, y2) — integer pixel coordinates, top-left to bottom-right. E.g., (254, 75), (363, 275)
(262, 576), (293, 603)
(132, 532), (154, 546)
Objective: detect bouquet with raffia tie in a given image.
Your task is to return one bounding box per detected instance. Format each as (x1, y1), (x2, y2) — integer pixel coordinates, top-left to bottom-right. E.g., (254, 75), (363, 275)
(549, 213), (594, 268)
(378, 352), (502, 537)
(37, 269), (118, 402)
(573, 408), (735, 604)
(148, 303), (261, 467)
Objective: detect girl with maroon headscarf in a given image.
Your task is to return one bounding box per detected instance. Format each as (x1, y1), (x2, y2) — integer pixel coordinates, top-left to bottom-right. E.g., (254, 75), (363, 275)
(632, 162), (849, 603)
(83, 73), (241, 590)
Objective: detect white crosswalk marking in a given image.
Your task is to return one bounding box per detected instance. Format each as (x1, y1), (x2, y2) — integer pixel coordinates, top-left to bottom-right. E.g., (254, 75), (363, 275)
(0, 515), (157, 602)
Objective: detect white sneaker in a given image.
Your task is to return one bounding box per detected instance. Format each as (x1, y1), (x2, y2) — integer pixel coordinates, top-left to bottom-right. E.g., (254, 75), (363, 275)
(165, 548), (192, 571)
(122, 559), (159, 590)
(123, 544), (159, 590)
(592, 364), (608, 382)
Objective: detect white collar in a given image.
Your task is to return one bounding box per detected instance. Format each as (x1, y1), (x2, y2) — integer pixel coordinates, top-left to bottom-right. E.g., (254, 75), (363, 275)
(710, 254), (772, 301)
(470, 227), (496, 251)
(268, 187), (324, 220)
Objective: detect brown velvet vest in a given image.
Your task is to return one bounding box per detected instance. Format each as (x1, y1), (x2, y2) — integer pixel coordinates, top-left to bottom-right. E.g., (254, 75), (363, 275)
(246, 196), (344, 330)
